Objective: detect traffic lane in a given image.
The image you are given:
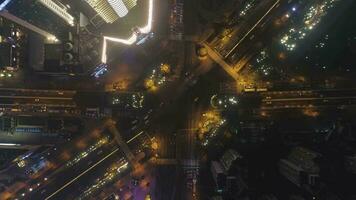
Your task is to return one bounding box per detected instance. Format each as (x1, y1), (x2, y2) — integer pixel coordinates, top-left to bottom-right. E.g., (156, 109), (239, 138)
(225, 39), (262, 66)
(0, 148), (56, 190)
(226, 0), (298, 64)
(27, 148), (124, 199)
(145, 66), (220, 199)
(261, 90), (315, 99)
(23, 143), (119, 200)
(50, 141), (118, 175)
(112, 49), (215, 158)
(36, 128), (113, 172)
(225, 17), (274, 64)
(11, 127), (115, 196)
(45, 150), (128, 200)
(210, 0), (275, 48)
(262, 89), (356, 100)
(0, 88), (75, 96)
(0, 98), (76, 106)
(147, 69), (218, 159)
(223, 20), (276, 65)
(261, 97), (356, 108)
(0, 88), (76, 98)
(316, 89), (356, 98)
(115, 110), (154, 142)
(154, 165), (178, 199)
(119, 84), (199, 154)
(206, 0), (266, 46)
(0, 106), (80, 116)
(93, 161), (156, 200)
(215, 0), (280, 55)
(127, 132), (152, 155)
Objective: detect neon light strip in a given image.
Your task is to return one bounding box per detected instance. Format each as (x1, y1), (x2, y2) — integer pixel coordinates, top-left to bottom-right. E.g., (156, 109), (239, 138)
(101, 0), (154, 63)
(0, 143), (20, 146)
(0, 0), (12, 11)
(138, 0), (153, 34)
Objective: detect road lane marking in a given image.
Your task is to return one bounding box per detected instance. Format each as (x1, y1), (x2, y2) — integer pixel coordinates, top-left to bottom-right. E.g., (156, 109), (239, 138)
(45, 148), (119, 200)
(225, 0), (281, 58)
(127, 131), (144, 143)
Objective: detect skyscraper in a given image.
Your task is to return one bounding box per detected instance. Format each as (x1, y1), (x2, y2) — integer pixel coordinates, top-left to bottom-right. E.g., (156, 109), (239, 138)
(85, 0), (118, 23)
(85, 0), (137, 23)
(107, 0), (129, 18)
(279, 147), (320, 187)
(38, 0), (74, 26)
(122, 0), (137, 10)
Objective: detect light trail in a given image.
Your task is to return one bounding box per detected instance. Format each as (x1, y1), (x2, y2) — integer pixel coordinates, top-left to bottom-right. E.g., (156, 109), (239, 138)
(225, 0), (280, 58)
(0, 0), (12, 11)
(0, 143), (20, 146)
(101, 0), (154, 63)
(108, 0), (129, 18)
(127, 131), (144, 143)
(44, 148), (119, 200)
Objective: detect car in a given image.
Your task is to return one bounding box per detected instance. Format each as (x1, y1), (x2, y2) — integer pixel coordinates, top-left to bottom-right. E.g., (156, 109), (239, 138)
(131, 125), (137, 131)
(105, 193), (119, 200)
(131, 178), (139, 186)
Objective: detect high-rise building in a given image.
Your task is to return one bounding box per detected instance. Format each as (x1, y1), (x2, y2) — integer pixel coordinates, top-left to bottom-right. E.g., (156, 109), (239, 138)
(85, 0), (137, 23)
(220, 149), (241, 172)
(122, 0), (137, 10)
(279, 147), (320, 187)
(85, 0), (119, 23)
(210, 161), (226, 193)
(38, 0), (74, 26)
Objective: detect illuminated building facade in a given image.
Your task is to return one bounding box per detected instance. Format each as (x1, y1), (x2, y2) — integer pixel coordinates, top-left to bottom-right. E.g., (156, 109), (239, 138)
(108, 0), (137, 17)
(122, 0), (137, 10)
(38, 0), (75, 26)
(85, 0), (137, 23)
(107, 0), (128, 17)
(85, 0), (119, 23)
